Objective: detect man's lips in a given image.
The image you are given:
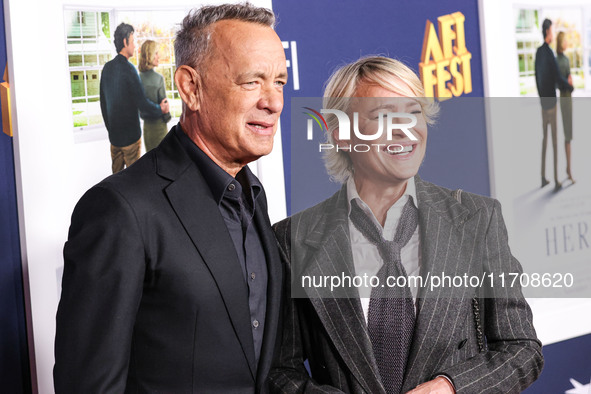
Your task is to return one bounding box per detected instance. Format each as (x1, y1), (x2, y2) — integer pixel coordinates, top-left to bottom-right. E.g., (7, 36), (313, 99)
(247, 121), (275, 135)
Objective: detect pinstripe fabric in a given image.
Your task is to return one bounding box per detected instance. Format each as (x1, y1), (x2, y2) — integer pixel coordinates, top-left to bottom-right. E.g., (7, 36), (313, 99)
(269, 176), (543, 393)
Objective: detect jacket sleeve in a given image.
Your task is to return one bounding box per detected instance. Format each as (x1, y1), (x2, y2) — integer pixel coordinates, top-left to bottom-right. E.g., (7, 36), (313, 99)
(54, 185), (145, 393)
(100, 70), (110, 131)
(158, 75), (172, 123)
(436, 200), (544, 393)
(534, 48), (541, 96)
(268, 219), (345, 394)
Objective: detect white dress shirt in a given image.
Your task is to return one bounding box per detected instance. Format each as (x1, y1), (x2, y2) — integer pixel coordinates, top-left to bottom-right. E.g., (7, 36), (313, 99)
(346, 177), (421, 323)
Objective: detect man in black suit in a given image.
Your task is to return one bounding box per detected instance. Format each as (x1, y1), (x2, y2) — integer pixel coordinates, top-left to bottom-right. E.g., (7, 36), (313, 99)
(535, 18), (573, 191)
(54, 3), (287, 392)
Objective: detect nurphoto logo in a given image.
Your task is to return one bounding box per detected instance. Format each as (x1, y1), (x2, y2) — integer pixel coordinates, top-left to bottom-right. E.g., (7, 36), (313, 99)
(303, 107), (418, 153)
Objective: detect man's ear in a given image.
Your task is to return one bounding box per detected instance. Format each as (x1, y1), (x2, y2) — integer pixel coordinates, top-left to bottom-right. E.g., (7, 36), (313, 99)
(174, 65), (201, 112)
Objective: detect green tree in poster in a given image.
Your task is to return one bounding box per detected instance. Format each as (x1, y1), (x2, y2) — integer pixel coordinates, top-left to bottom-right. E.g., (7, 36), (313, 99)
(101, 12), (110, 39)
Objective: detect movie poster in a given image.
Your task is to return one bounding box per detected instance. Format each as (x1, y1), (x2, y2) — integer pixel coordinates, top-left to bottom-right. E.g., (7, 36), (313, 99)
(487, 98), (591, 298)
(487, 5), (591, 389)
(488, 5), (591, 297)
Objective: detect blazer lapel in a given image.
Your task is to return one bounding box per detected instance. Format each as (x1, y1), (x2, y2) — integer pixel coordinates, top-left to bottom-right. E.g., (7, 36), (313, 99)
(253, 191), (284, 390)
(299, 186), (385, 394)
(156, 130), (257, 379)
(403, 177), (476, 390)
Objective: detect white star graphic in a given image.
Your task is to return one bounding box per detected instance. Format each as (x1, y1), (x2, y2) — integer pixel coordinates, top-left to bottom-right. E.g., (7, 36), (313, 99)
(565, 378), (591, 394)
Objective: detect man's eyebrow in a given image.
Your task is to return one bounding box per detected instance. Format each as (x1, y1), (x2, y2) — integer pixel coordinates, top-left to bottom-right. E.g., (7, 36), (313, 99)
(236, 72), (264, 81)
(237, 71), (289, 80)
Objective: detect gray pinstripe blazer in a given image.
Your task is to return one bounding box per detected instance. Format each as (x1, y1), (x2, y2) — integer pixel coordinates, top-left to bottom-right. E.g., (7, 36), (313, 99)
(269, 176), (543, 393)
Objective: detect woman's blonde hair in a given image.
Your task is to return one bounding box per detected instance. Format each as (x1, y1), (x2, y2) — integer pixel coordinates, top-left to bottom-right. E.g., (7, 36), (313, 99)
(322, 56), (439, 183)
(139, 40), (157, 72)
(556, 31), (566, 54)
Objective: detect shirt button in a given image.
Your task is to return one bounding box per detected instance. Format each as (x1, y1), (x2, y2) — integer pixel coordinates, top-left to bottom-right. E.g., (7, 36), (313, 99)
(253, 319), (259, 328)
(250, 272), (256, 280)
(228, 183), (235, 191)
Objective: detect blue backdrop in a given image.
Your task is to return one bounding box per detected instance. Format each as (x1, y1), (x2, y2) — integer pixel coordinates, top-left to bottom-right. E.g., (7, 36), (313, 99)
(0, 0), (30, 391)
(524, 333), (591, 393)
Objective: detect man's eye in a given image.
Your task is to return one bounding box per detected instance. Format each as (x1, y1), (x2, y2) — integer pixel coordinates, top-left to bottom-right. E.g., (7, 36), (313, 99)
(275, 80), (286, 87)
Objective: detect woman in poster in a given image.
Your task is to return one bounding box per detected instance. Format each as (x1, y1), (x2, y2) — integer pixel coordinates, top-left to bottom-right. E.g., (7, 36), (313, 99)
(556, 31), (575, 184)
(139, 40), (171, 152)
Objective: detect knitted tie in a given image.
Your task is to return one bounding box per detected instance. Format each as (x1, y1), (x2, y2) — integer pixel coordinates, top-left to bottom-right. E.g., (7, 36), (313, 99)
(349, 197), (418, 394)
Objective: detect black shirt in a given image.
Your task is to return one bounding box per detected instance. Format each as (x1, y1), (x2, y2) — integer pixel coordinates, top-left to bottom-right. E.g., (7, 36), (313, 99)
(535, 43), (573, 109)
(175, 125), (269, 364)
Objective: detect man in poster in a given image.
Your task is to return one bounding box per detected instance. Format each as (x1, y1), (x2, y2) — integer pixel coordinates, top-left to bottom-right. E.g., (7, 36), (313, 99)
(534, 18), (573, 191)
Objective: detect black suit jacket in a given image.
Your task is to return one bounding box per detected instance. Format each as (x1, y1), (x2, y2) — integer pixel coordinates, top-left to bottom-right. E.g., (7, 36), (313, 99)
(54, 125), (283, 393)
(535, 43), (573, 110)
(269, 177), (543, 393)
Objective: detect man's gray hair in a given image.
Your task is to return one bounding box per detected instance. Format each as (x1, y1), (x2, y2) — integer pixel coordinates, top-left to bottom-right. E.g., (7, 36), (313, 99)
(175, 2), (276, 70)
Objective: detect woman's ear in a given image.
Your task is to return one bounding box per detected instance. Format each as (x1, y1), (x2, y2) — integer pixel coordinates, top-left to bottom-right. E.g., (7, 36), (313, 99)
(174, 65), (201, 112)
(332, 128), (348, 148)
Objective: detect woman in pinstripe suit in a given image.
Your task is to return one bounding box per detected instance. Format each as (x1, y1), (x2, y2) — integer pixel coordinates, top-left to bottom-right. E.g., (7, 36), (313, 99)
(269, 56), (543, 393)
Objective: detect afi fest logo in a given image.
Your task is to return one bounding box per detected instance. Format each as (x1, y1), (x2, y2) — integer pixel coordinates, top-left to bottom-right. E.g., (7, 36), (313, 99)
(302, 107), (418, 153)
(419, 12), (472, 99)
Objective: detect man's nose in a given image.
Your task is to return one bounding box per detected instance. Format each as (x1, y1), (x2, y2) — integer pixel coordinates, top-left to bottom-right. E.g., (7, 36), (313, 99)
(258, 84), (284, 114)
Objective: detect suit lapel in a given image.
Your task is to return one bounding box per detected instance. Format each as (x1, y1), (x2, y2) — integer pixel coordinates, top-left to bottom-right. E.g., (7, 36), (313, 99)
(403, 177), (475, 390)
(156, 130), (257, 379)
(300, 186), (385, 394)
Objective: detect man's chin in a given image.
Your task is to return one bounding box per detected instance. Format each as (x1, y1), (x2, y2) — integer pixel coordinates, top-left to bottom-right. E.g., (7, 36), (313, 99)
(251, 142), (275, 157)
(242, 149), (274, 165)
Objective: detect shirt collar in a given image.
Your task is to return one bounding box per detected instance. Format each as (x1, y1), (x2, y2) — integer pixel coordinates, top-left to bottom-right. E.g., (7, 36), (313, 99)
(174, 124), (262, 205)
(346, 176), (417, 216)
